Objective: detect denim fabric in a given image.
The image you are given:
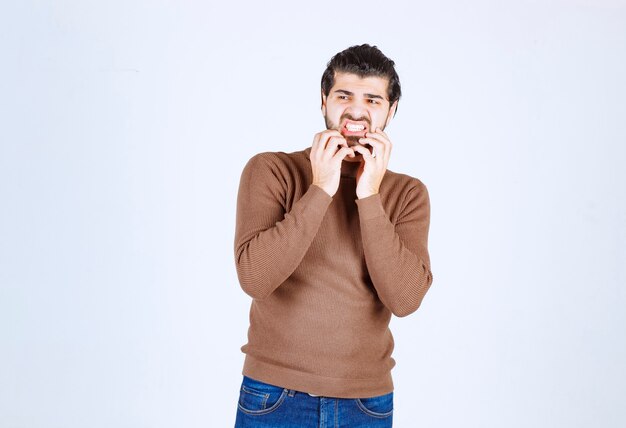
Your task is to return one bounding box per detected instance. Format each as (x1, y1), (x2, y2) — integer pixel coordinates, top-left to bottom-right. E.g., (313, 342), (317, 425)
(234, 375), (393, 427)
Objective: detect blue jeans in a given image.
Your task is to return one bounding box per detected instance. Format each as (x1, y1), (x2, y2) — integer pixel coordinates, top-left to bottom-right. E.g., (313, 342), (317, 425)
(234, 375), (393, 427)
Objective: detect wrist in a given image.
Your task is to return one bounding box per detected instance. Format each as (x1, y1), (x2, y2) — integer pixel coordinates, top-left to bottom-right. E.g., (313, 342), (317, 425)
(312, 183), (333, 197)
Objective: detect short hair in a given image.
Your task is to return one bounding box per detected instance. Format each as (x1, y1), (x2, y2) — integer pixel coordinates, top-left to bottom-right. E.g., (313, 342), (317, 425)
(321, 44), (402, 115)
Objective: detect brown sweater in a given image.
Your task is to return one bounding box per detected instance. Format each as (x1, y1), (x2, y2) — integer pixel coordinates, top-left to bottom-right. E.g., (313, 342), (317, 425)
(234, 146), (433, 398)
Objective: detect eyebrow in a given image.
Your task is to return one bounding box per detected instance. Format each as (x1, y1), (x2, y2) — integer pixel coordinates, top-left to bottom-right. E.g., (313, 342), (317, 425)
(333, 89), (385, 100)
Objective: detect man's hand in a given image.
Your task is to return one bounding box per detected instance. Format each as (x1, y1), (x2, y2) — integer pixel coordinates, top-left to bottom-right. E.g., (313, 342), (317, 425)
(310, 130), (355, 197)
(352, 127), (392, 199)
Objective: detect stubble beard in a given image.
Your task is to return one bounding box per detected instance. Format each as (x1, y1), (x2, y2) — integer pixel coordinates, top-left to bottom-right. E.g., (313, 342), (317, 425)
(324, 115), (374, 147)
(324, 115), (387, 163)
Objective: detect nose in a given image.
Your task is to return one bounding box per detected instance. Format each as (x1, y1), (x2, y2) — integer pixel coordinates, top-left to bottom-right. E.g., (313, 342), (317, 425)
(344, 98), (370, 120)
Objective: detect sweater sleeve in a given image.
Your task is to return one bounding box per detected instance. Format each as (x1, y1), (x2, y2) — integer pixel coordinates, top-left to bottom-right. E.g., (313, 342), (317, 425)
(355, 181), (433, 317)
(234, 153), (333, 300)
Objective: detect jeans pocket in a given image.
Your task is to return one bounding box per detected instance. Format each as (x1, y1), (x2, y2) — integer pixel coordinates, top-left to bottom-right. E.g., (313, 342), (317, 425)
(354, 391), (394, 418)
(238, 376), (288, 415)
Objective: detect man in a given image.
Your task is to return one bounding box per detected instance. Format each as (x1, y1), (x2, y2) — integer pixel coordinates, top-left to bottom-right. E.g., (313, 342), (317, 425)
(233, 44), (433, 427)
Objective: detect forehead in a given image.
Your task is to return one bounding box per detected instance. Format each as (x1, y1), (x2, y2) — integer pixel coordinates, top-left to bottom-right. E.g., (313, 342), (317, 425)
(330, 72), (389, 99)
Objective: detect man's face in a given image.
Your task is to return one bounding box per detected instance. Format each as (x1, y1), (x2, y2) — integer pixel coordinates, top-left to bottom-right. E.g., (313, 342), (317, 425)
(321, 71), (397, 154)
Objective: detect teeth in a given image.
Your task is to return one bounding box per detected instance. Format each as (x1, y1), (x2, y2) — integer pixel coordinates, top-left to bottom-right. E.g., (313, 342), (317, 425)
(346, 124), (365, 131)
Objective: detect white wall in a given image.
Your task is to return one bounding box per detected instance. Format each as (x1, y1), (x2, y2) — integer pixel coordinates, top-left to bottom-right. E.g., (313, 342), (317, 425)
(1, 1), (624, 427)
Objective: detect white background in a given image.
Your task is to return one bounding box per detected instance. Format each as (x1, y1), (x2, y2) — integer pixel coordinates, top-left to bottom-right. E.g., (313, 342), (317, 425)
(1, 1), (625, 427)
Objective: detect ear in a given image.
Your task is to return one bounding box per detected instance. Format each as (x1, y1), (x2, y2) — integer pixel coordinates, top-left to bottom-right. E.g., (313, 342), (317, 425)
(385, 101), (398, 127)
(321, 90), (327, 116)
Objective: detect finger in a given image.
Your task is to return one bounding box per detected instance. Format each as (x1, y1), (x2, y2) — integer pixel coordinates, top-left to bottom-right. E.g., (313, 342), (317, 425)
(352, 144), (375, 162)
(323, 136), (348, 159)
(311, 132), (323, 158)
(367, 128), (392, 150)
(374, 127), (390, 140)
(320, 130), (344, 147)
(326, 135), (348, 148)
(312, 130), (343, 158)
(322, 132), (348, 149)
(332, 146), (355, 163)
(362, 135), (391, 159)
(365, 130), (392, 151)
(358, 137), (386, 156)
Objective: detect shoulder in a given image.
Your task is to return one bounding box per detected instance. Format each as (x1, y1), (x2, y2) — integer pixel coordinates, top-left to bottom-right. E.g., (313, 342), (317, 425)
(241, 150), (308, 165)
(242, 151), (312, 195)
(240, 150), (310, 173)
(381, 169), (430, 220)
(384, 168), (429, 197)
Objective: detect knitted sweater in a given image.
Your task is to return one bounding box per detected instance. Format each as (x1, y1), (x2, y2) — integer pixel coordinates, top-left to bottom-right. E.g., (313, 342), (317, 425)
(234, 146), (433, 398)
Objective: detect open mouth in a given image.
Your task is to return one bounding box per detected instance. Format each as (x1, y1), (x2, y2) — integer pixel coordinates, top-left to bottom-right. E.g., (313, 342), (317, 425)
(341, 119), (368, 136)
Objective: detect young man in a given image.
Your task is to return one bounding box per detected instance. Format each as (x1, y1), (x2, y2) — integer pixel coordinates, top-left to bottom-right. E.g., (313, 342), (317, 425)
(233, 44), (433, 427)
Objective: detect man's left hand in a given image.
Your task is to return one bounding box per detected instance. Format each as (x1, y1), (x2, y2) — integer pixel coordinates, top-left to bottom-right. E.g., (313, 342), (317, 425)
(352, 127), (392, 199)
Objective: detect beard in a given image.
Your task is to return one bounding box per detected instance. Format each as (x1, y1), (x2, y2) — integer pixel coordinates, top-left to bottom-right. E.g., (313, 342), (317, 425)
(324, 114), (382, 146)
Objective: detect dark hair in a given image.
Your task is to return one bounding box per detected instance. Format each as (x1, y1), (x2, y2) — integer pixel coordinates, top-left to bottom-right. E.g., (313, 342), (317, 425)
(321, 44), (401, 115)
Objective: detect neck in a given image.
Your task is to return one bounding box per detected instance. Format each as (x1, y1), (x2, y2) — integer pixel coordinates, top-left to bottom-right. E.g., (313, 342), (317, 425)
(340, 157), (361, 178)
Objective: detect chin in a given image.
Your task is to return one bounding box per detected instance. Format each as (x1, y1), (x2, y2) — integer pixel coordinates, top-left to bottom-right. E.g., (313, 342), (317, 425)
(344, 136), (362, 145)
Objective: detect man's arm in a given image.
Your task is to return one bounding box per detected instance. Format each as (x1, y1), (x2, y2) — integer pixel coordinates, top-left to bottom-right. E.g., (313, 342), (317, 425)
(234, 153), (332, 300)
(355, 181), (433, 317)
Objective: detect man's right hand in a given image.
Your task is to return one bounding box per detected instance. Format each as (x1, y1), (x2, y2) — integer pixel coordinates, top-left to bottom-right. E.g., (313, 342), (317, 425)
(310, 130), (355, 197)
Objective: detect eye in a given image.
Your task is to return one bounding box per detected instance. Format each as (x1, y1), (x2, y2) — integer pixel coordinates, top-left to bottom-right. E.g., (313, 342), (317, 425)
(367, 99), (380, 105)
(338, 95), (349, 100)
